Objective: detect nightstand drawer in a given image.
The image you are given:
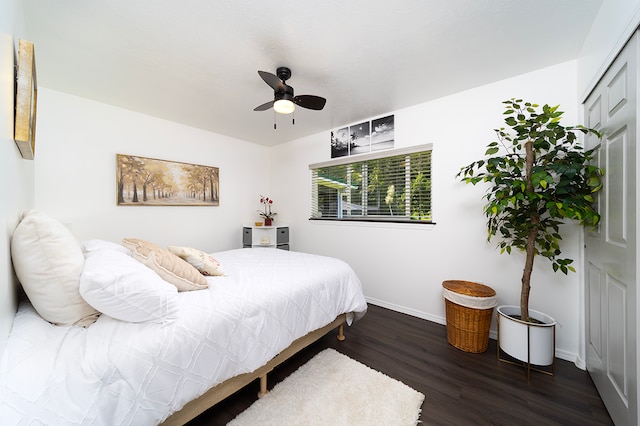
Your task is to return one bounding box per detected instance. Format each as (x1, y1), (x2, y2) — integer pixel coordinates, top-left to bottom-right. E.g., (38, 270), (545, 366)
(242, 227), (252, 246)
(276, 227), (289, 244)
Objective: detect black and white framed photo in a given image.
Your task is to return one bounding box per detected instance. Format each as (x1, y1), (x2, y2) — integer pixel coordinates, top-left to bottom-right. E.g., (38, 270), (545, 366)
(349, 121), (371, 155)
(331, 114), (394, 158)
(371, 115), (394, 151)
(331, 126), (350, 158)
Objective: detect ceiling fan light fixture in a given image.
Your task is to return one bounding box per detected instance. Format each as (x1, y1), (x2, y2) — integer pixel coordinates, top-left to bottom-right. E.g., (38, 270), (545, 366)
(274, 99), (295, 114)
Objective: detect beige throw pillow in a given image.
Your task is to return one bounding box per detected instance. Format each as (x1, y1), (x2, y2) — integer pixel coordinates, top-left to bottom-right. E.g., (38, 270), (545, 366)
(168, 246), (225, 276)
(122, 238), (208, 291)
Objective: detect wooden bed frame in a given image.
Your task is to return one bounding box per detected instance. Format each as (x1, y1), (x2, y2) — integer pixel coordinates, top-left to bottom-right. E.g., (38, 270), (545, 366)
(161, 313), (347, 425)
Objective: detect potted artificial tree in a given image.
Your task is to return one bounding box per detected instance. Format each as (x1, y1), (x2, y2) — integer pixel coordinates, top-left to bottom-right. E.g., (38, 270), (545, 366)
(457, 99), (603, 372)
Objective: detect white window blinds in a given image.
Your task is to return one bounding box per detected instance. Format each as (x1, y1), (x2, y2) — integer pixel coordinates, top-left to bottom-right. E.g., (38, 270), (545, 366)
(309, 144), (432, 222)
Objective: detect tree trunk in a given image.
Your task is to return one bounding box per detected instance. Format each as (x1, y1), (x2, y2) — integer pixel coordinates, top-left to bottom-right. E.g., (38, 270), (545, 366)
(118, 181), (124, 204)
(521, 224), (538, 322)
(132, 180), (139, 203)
(521, 140), (538, 322)
(117, 168), (125, 204)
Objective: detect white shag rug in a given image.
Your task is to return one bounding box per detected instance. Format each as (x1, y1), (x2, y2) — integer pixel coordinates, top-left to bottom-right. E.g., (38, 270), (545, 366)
(228, 348), (425, 426)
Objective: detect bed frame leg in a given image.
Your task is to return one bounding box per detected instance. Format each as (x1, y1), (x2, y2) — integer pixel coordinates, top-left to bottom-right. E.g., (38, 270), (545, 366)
(258, 374), (268, 398)
(337, 324), (345, 341)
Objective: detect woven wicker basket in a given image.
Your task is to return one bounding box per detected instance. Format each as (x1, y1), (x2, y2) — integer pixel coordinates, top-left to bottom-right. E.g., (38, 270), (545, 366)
(443, 280), (496, 353)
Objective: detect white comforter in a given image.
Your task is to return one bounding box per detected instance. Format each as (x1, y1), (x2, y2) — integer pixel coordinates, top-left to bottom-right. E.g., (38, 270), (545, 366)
(0, 248), (367, 425)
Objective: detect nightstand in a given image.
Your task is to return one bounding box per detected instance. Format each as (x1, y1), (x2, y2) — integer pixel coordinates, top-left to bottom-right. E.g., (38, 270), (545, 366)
(242, 225), (289, 250)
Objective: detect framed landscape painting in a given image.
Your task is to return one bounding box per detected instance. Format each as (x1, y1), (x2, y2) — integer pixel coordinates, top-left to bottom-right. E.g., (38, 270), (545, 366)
(116, 154), (219, 206)
(14, 39), (38, 160)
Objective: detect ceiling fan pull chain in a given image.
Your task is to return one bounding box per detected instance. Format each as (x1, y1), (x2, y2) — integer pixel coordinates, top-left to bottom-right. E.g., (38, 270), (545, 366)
(292, 110), (295, 126)
(274, 109), (277, 130)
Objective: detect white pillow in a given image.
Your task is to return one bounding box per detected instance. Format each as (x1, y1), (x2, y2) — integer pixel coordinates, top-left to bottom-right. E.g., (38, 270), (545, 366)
(168, 246), (225, 276)
(11, 210), (99, 326)
(80, 247), (179, 323)
(82, 239), (132, 256)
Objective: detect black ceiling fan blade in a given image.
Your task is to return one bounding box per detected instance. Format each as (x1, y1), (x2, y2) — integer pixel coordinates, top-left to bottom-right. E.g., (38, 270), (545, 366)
(258, 71), (285, 92)
(293, 95), (326, 110)
(253, 100), (274, 111)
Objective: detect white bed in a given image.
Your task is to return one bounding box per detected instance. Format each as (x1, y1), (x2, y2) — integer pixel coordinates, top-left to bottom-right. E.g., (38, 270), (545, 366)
(0, 212), (367, 425)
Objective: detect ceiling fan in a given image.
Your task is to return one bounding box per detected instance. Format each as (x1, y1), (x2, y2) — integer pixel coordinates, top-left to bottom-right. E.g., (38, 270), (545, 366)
(253, 67), (326, 115)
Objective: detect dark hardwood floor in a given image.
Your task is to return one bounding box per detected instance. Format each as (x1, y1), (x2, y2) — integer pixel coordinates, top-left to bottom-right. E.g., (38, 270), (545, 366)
(187, 304), (613, 425)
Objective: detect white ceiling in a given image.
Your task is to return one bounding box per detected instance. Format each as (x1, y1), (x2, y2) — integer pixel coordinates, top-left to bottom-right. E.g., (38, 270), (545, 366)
(22, 0), (603, 147)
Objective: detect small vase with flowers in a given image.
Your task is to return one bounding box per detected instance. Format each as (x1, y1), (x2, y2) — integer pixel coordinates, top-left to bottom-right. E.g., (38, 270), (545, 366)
(258, 195), (277, 226)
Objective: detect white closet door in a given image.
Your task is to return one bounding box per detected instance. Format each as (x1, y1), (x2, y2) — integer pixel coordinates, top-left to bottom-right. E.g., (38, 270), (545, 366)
(584, 31), (638, 426)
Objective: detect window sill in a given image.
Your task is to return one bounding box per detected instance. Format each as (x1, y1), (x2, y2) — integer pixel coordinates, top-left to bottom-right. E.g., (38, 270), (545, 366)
(308, 217), (436, 230)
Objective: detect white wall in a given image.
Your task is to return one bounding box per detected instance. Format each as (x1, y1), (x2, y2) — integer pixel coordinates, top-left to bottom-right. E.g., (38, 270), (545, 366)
(271, 61), (585, 361)
(578, 0), (640, 100)
(34, 88), (271, 253)
(0, 0), (33, 357)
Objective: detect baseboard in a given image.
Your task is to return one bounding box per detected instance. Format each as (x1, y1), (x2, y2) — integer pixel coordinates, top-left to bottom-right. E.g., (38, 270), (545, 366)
(364, 296), (580, 365)
(573, 355), (586, 370)
(365, 297), (446, 326)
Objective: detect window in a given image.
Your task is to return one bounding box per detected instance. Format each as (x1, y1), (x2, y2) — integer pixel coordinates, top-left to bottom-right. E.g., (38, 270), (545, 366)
(309, 144), (432, 223)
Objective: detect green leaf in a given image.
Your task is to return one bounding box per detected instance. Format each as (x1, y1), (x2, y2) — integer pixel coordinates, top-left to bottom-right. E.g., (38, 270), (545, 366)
(485, 147), (499, 155)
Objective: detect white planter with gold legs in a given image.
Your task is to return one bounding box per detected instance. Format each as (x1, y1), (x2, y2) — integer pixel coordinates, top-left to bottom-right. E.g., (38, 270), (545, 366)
(496, 305), (556, 380)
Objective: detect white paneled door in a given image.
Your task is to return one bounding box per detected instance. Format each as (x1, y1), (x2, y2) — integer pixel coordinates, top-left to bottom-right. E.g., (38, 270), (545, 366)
(584, 32), (638, 426)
